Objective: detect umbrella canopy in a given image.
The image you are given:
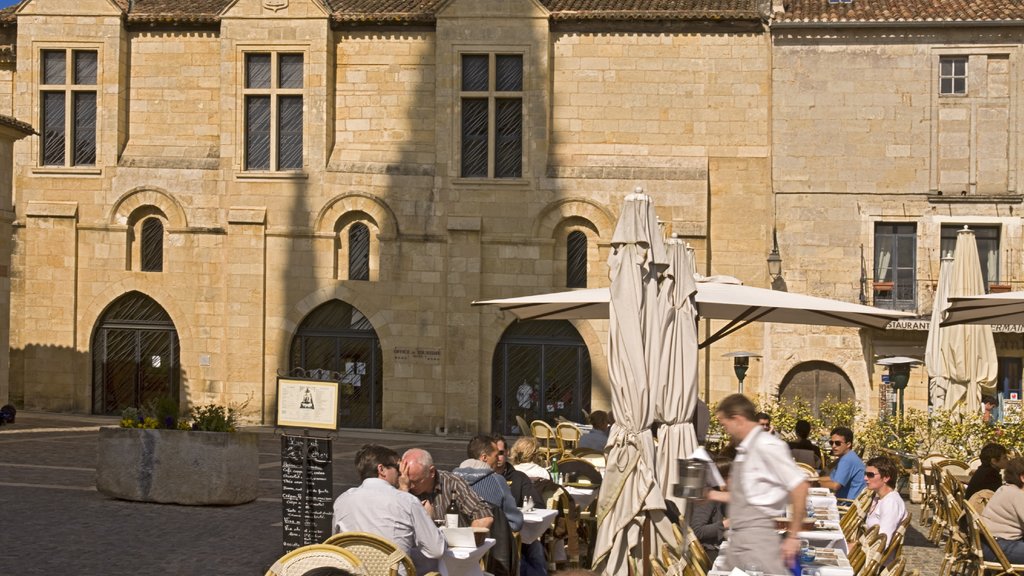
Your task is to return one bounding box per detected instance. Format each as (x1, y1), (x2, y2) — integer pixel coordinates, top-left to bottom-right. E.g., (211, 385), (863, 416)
(592, 193), (675, 575)
(654, 239), (699, 512)
(943, 289), (1024, 326)
(940, 228), (998, 417)
(925, 256), (954, 408)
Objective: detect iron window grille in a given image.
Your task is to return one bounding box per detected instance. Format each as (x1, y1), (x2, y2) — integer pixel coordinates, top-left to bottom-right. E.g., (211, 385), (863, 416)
(41, 49), (97, 166)
(460, 53), (523, 178)
(243, 52), (304, 171)
(566, 231), (588, 288)
(140, 218), (164, 273)
(348, 223), (370, 281)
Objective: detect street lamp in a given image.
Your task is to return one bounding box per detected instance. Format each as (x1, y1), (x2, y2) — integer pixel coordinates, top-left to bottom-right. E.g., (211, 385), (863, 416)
(723, 351), (761, 394)
(767, 227), (784, 291)
(876, 356), (921, 421)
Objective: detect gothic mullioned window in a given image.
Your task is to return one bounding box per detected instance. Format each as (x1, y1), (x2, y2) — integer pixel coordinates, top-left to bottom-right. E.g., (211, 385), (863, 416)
(460, 53), (522, 178)
(40, 49), (97, 166)
(243, 52), (303, 171)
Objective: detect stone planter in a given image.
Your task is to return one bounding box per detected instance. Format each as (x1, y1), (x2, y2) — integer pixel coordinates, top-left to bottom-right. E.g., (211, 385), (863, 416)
(96, 427), (259, 505)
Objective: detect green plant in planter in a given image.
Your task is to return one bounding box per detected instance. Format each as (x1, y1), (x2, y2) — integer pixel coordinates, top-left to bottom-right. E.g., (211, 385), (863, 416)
(119, 397), (247, 432)
(189, 403), (239, 432)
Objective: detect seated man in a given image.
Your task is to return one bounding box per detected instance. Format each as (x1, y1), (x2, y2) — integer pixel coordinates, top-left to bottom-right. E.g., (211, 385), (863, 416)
(967, 443), (1009, 500)
(579, 410), (610, 451)
(401, 447), (494, 530)
(453, 434), (524, 531)
(787, 419), (823, 472)
(332, 444), (445, 575)
(820, 426), (866, 500)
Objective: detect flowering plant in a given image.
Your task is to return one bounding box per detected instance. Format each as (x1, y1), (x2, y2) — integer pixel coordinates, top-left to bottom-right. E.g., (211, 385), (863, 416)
(120, 397), (242, 432)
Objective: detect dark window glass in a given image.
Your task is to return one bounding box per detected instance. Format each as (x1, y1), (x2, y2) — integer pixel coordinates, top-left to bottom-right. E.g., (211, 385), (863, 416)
(496, 55), (523, 91)
(873, 223), (916, 310)
(42, 92), (66, 166)
(348, 223), (370, 281)
(140, 218), (164, 273)
(940, 225), (1000, 289)
(245, 54), (271, 89)
(461, 99), (488, 177)
(73, 92), (96, 165)
(462, 55), (488, 92)
(245, 96), (270, 170)
(495, 98), (522, 178)
(74, 51), (97, 85)
(42, 50), (65, 85)
(278, 54), (303, 89)
(566, 231), (588, 288)
(940, 56), (967, 95)
(277, 95), (303, 170)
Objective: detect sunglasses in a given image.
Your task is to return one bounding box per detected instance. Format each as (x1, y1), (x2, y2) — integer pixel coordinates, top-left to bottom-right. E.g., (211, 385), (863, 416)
(864, 471), (877, 478)
(829, 440), (846, 446)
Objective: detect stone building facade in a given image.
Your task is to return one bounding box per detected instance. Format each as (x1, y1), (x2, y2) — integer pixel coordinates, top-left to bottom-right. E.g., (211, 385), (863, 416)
(3, 0), (1022, 431)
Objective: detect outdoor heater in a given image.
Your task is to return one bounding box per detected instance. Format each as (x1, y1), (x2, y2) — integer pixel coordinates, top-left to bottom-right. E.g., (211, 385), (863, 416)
(723, 351), (761, 394)
(876, 356), (920, 421)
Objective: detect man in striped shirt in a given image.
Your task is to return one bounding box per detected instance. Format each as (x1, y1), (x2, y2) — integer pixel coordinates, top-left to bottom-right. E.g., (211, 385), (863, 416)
(401, 447), (494, 530)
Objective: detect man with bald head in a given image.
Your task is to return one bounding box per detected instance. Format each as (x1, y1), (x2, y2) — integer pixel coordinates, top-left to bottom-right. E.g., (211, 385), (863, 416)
(400, 447), (493, 530)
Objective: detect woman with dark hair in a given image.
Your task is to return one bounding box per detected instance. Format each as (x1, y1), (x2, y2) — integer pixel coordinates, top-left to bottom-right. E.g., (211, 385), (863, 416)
(863, 456), (906, 548)
(980, 457), (1024, 563)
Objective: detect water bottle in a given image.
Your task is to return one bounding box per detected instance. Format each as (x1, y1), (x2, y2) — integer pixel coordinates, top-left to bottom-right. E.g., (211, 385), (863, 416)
(805, 499), (815, 519)
(551, 457), (560, 484)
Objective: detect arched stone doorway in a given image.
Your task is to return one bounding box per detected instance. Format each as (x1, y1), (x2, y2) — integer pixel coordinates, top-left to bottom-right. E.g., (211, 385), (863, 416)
(289, 300), (383, 429)
(779, 361), (855, 414)
(91, 291), (180, 415)
(492, 320), (591, 435)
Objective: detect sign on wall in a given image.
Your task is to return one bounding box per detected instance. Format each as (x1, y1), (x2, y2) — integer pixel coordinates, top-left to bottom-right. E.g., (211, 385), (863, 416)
(277, 378), (339, 430)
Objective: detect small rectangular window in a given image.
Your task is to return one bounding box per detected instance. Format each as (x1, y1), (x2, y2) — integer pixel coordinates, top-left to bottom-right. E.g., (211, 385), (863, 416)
(243, 52), (304, 172)
(873, 223), (917, 311)
(940, 56), (967, 95)
(40, 49), (97, 167)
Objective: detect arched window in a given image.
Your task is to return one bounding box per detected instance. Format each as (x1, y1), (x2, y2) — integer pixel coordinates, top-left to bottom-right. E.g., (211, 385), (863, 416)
(779, 361), (855, 415)
(348, 223), (370, 281)
(140, 218), (163, 272)
(566, 231), (587, 288)
(290, 300), (383, 429)
(492, 320), (591, 435)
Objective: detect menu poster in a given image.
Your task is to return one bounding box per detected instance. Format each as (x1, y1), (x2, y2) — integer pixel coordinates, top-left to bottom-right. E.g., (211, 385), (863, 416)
(281, 435), (334, 553)
(277, 378), (339, 430)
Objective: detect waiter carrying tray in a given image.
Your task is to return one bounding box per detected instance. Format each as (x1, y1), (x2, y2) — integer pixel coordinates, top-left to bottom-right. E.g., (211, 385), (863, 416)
(706, 394), (809, 574)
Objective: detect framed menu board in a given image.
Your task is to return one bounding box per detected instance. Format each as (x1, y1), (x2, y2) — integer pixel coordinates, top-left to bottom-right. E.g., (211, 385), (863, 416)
(277, 378), (338, 430)
(281, 435), (333, 552)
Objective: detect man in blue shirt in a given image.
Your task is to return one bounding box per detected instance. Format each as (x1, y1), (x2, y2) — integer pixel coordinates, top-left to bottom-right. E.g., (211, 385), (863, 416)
(821, 426), (866, 500)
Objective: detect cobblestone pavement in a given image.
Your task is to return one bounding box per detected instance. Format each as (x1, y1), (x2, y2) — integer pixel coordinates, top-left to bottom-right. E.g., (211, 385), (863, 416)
(1, 412), (946, 575)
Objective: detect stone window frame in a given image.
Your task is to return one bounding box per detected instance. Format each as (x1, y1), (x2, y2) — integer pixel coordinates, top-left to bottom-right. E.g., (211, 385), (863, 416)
(565, 230), (588, 288)
(334, 212), (380, 282)
(933, 47), (1013, 100)
(236, 45), (308, 176)
(127, 206), (169, 273)
(36, 44), (100, 170)
(455, 46), (527, 181)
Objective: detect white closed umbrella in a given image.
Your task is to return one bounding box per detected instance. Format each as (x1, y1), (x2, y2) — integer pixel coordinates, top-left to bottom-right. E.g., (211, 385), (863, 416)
(593, 192), (675, 575)
(655, 238), (699, 512)
(941, 228), (998, 417)
(925, 256), (953, 408)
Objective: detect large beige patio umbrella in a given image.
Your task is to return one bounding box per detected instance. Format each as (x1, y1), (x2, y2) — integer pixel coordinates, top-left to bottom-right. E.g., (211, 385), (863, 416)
(654, 238), (699, 512)
(943, 289), (1024, 326)
(925, 256), (954, 408)
(592, 192), (675, 575)
(940, 228), (998, 417)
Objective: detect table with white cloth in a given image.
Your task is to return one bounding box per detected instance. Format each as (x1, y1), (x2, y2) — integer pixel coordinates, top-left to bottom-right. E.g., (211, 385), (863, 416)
(564, 486), (597, 510)
(438, 538), (495, 576)
(519, 508), (558, 544)
(797, 493), (848, 553)
(709, 545), (854, 576)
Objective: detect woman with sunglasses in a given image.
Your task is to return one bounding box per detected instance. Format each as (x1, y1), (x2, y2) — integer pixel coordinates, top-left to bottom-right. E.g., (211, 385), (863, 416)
(863, 456), (906, 548)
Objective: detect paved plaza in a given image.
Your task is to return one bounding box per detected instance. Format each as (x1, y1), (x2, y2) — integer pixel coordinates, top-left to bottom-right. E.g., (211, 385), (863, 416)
(0, 412), (943, 575)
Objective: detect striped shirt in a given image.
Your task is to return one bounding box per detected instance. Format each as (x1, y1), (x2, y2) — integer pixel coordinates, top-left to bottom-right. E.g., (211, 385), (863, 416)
(418, 470), (493, 525)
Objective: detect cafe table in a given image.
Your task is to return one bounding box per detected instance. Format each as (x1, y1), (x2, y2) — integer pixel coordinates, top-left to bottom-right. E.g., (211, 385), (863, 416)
(519, 508), (558, 544)
(438, 537), (495, 576)
(709, 545), (854, 576)
(564, 485), (597, 510)
(797, 492), (847, 553)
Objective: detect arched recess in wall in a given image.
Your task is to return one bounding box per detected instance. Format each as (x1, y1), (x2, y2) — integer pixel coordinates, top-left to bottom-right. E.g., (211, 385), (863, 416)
(535, 198), (613, 289)
(491, 320), (591, 435)
(289, 299), (383, 429)
(315, 193), (398, 283)
(91, 291), (180, 415)
(779, 361), (856, 415)
(108, 187), (187, 272)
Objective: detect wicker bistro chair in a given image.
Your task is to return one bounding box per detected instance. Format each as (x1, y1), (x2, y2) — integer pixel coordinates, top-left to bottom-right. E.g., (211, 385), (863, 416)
(571, 448), (606, 470)
(555, 422), (583, 455)
(515, 415), (532, 437)
(965, 505), (1024, 576)
(531, 420), (561, 466)
(533, 477), (583, 570)
(266, 544), (366, 576)
(323, 532), (416, 576)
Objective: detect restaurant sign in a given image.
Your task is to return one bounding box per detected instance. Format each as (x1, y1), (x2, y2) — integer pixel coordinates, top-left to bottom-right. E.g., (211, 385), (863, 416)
(887, 319), (1024, 333)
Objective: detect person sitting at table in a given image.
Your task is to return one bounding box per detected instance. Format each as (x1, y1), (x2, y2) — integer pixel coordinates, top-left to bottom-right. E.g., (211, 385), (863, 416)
(967, 443), (1009, 500)
(492, 434), (547, 576)
(689, 456), (732, 564)
(706, 394), (809, 574)
(332, 444), (445, 576)
(863, 456), (907, 549)
(980, 457), (1024, 563)
(510, 437), (552, 480)
(819, 426), (866, 500)
(578, 410), (611, 451)
(788, 419), (824, 472)
(400, 447), (494, 530)
(755, 412), (778, 436)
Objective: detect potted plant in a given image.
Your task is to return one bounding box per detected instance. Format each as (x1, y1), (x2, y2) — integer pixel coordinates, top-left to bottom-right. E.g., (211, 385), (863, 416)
(96, 398), (259, 505)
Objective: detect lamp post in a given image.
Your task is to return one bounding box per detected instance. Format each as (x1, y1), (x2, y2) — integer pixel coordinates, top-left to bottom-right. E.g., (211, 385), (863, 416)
(768, 227), (785, 291)
(723, 351), (761, 394)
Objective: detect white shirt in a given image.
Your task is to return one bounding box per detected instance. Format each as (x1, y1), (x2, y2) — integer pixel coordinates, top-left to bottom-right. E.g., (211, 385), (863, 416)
(515, 462), (551, 480)
(333, 478), (446, 574)
(865, 490), (906, 547)
(734, 426), (806, 517)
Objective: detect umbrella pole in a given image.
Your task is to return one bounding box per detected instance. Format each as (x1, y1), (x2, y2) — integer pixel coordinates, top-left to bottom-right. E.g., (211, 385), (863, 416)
(643, 515), (652, 576)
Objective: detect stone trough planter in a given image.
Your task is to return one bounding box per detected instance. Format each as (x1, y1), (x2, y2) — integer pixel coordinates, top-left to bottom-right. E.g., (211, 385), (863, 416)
(96, 427), (259, 505)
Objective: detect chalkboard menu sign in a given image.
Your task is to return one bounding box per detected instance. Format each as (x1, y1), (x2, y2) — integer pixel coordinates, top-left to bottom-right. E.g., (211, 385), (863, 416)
(281, 434), (334, 552)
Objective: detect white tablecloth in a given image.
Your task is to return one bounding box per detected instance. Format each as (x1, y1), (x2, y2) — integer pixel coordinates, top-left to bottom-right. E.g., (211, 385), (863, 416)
(709, 546), (853, 576)
(439, 538), (495, 576)
(519, 509), (558, 544)
(565, 486), (597, 509)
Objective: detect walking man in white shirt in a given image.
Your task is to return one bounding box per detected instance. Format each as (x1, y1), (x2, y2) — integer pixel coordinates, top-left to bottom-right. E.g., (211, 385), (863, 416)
(332, 444), (445, 575)
(707, 394), (808, 574)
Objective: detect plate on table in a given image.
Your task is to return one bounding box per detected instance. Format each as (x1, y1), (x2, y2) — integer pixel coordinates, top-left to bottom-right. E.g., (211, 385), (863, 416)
(809, 487), (832, 496)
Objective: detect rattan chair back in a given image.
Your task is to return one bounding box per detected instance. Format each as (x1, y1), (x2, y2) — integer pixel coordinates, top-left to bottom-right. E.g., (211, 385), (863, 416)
(530, 420), (560, 465)
(555, 422), (582, 454)
(515, 415), (532, 437)
(323, 532), (415, 576)
(266, 543), (366, 576)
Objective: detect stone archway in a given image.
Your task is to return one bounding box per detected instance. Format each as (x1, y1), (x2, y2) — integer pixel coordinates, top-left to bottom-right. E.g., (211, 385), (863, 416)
(779, 360), (855, 414)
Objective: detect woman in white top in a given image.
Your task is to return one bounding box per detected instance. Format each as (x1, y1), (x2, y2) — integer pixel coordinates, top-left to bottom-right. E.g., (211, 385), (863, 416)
(863, 455), (907, 548)
(509, 436), (551, 480)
